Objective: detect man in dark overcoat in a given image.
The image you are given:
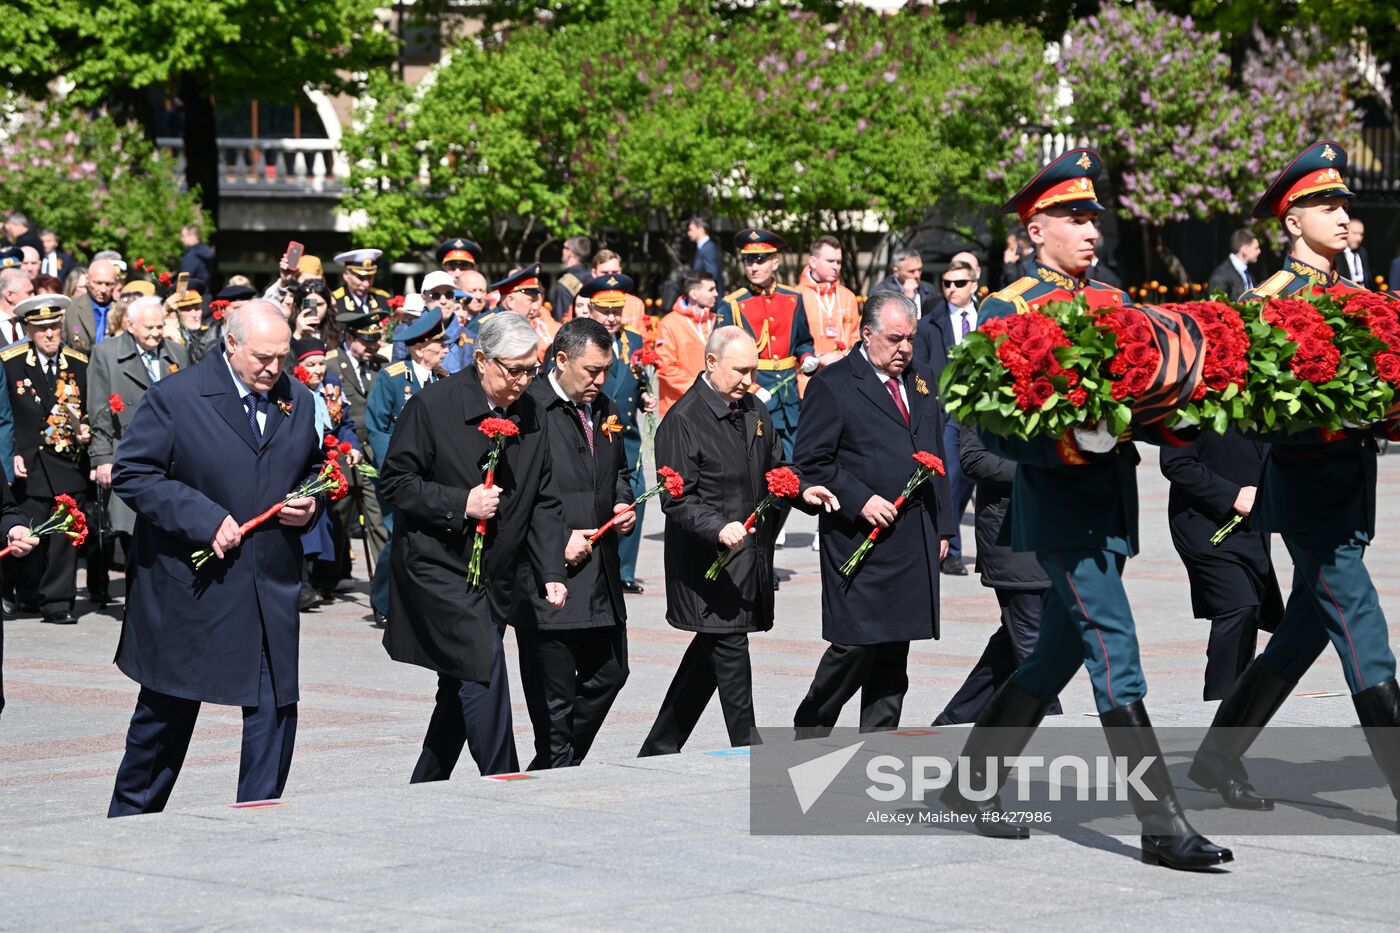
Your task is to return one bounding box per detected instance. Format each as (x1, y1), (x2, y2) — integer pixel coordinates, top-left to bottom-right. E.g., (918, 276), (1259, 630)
(1160, 431), (1282, 701)
(107, 302), (322, 816)
(791, 292), (955, 733)
(381, 312), (568, 780)
(932, 424), (1062, 724)
(639, 326), (835, 755)
(513, 318), (634, 770)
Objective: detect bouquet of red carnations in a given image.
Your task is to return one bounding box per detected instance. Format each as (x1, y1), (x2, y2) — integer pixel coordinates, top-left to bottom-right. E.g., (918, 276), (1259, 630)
(0, 494), (87, 558)
(840, 453), (943, 578)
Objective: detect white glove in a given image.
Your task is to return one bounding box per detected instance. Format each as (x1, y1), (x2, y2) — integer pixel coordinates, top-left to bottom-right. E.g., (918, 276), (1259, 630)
(800, 356), (819, 375)
(754, 386), (772, 405)
(1072, 420), (1117, 454)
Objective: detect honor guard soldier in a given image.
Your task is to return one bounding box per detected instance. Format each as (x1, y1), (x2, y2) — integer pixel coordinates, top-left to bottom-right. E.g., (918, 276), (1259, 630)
(3, 294), (91, 625)
(1191, 142), (1400, 826)
(364, 308), (450, 627)
(578, 273), (651, 593)
(940, 148), (1233, 871)
(716, 228), (815, 460)
(332, 249), (391, 319)
(490, 264), (558, 360)
(327, 307), (390, 624)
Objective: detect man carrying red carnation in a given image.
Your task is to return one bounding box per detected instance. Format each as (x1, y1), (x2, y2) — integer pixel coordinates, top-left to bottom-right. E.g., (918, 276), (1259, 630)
(1191, 142), (1400, 828)
(939, 148), (1233, 871)
(791, 291), (953, 734)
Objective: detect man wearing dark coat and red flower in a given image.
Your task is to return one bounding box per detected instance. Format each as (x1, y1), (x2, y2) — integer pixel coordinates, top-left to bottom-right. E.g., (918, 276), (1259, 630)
(638, 326), (836, 755)
(791, 291), (954, 733)
(380, 312), (568, 780)
(1191, 142), (1400, 828)
(939, 148), (1233, 872)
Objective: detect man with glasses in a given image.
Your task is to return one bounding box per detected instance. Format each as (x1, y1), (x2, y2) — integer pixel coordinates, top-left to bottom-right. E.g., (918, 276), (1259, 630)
(716, 228), (814, 560)
(382, 313), (567, 780)
(365, 308), (452, 630)
(327, 309), (390, 625)
(915, 257), (980, 576)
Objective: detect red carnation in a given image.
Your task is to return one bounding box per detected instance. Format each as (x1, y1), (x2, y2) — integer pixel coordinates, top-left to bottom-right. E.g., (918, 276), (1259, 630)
(912, 451), (945, 474)
(765, 467), (801, 499)
(658, 465), (685, 499)
(480, 416), (519, 440)
(158, 271), (172, 287)
(293, 365), (312, 384)
(134, 258), (146, 270)
(108, 393), (124, 414)
(338, 441), (353, 455)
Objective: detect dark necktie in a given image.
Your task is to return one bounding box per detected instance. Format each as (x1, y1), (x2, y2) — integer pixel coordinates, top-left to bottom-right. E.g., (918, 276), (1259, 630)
(576, 403), (594, 453)
(6, 318), (18, 345)
(886, 376), (910, 426)
(959, 308), (972, 338)
(244, 394), (264, 443)
(45, 358), (58, 385)
(1242, 268), (1253, 290)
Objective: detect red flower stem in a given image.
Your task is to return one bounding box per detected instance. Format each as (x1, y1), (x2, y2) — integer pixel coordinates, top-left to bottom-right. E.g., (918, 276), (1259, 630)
(864, 494), (907, 543)
(240, 500), (288, 537)
(474, 467), (496, 537)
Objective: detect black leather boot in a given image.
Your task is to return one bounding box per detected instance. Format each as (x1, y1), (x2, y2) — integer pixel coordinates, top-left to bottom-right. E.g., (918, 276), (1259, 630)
(1189, 662), (1294, 810)
(1102, 701), (1233, 870)
(1352, 678), (1400, 832)
(939, 679), (1052, 839)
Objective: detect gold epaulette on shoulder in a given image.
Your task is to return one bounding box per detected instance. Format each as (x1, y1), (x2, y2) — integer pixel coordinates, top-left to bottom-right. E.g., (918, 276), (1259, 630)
(1, 343), (29, 362)
(62, 347), (88, 363)
(384, 361), (408, 377)
(1252, 271), (1293, 299)
(721, 288), (749, 305)
(990, 276), (1037, 303)
(372, 288), (391, 298)
(331, 287), (347, 299)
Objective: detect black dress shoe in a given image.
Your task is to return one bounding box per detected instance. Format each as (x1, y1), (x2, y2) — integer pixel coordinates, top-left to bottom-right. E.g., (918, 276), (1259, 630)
(621, 581), (644, 595)
(42, 611), (78, 625)
(89, 590), (112, 608)
(940, 556), (968, 576)
(298, 586), (322, 612)
(371, 611), (386, 629)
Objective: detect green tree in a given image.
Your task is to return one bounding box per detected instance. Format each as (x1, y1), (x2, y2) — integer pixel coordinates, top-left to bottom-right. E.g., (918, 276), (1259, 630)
(0, 98), (206, 268)
(1059, 2), (1364, 282)
(2, 0), (395, 226)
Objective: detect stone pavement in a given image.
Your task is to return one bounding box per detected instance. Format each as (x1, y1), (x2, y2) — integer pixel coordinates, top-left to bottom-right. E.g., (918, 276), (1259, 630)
(5, 445), (1400, 929)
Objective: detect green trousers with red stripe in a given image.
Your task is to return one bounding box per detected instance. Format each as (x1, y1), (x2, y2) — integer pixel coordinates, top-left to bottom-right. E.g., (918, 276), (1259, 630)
(1252, 534), (1395, 695)
(1013, 549), (1148, 714)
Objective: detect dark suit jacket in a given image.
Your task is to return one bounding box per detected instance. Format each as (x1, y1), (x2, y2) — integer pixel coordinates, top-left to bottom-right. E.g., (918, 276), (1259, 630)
(913, 299), (977, 384)
(3, 345), (90, 499)
(871, 273), (939, 320)
(41, 250), (75, 281)
(111, 352), (323, 707)
(959, 423), (1046, 591)
(550, 264), (590, 322)
(511, 377), (633, 631)
(380, 366), (567, 683)
(656, 377), (781, 634)
(1388, 257), (1400, 293)
(1159, 430), (1282, 624)
(794, 349), (955, 644)
(693, 237), (724, 295)
(1207, 259), (1250, 302)
(1340, 246), (1371, 291)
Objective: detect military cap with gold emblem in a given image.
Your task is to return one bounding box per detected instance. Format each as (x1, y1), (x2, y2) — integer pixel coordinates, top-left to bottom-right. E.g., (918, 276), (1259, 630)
(1002, 147), (1106, 225)
(578, 273), (635, 309)
(335, 307), (388, 340)
(1252, 140), (1356, 220)
(394, 307), (445, 345)
(733, 228), (786, 256)
(435, 237), (483, 268)
(14, 293), (72, 326)
(0, 246), (22, 270)
(490, 262), (543, 298)
(334, 248), (384, 277)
